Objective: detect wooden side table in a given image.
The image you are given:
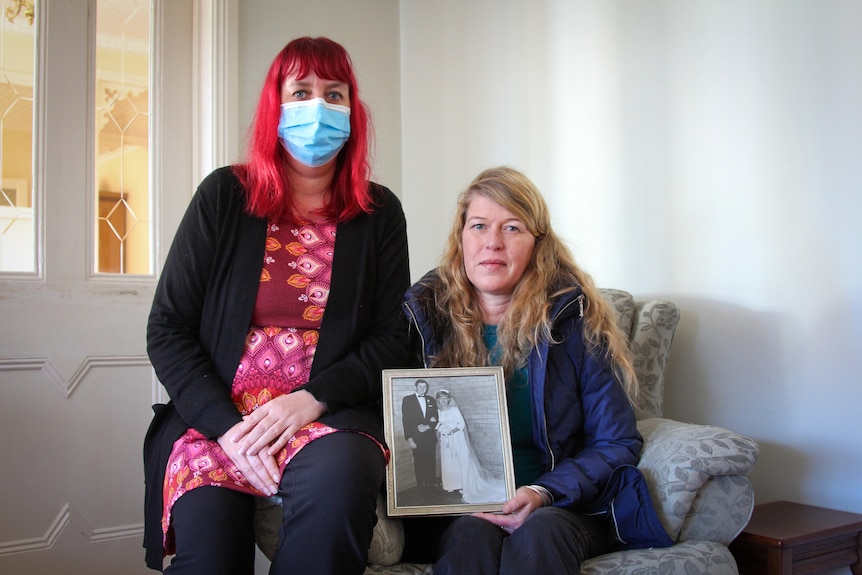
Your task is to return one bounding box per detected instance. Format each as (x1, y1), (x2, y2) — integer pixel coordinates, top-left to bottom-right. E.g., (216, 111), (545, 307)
(729, 500), (862, 575)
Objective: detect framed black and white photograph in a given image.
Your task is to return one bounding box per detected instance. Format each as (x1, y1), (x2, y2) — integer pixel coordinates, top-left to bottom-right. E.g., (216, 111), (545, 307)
(382, 367), (516, 516)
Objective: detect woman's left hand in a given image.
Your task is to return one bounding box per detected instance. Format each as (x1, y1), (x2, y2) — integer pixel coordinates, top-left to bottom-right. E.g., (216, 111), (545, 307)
(231, 390), (327, 457)
(473, 486), (546, 533)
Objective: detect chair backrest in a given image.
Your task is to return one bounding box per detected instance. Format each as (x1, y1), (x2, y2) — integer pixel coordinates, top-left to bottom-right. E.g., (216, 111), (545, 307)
(599, 289), (680, 420)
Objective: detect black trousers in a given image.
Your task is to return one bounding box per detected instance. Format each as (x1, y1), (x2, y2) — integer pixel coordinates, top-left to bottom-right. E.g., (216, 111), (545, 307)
(163, 431), (386, 575)
(433, 507), (610, 575)
(412, 430), (438, 486)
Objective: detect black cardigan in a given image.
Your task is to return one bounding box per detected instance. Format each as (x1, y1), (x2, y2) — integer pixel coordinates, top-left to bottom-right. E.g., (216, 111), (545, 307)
(143, 166), (413, 567)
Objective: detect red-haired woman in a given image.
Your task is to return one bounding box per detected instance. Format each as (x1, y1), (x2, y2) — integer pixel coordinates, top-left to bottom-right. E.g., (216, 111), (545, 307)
(144, 37), (412, 575)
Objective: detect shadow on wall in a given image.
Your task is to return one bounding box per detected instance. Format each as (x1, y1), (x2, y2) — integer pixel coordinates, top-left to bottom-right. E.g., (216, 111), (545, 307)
(659, 296), (786, 434)
(745, 439), (811, 505)
(656, 296), (787, 504)
(659, 293), (862, 512)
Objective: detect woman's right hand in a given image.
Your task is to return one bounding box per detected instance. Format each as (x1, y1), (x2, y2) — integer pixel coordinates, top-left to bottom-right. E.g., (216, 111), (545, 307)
(218, 420), (280, 496)
(474, 486), (546, 533)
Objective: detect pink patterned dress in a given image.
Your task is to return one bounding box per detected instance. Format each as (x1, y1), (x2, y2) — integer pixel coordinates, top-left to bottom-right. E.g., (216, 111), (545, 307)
(160, 221), (386, 555)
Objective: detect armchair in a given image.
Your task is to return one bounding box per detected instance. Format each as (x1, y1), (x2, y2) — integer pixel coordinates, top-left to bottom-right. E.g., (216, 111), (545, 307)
(256, 289), (760, 574)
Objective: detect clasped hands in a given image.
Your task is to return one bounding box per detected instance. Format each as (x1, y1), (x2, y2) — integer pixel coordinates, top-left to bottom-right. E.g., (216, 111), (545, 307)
(217, 390), (326, 496)
(407, 423), (436, 450)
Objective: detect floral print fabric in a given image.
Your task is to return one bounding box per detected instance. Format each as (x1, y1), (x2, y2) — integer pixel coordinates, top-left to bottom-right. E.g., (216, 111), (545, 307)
(161, 221), (347, 555)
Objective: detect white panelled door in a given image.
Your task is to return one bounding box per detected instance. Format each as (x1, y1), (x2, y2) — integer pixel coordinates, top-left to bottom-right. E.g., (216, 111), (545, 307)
(0, 1), (196, 573)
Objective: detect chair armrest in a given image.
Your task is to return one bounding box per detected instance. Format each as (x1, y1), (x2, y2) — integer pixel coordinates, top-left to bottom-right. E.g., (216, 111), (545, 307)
(636, 417), (759, 540)
(680, 474), (756, 545)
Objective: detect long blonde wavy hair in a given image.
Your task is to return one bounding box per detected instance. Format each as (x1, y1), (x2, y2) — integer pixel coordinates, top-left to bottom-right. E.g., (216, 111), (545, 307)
(431, 166), (638, 402)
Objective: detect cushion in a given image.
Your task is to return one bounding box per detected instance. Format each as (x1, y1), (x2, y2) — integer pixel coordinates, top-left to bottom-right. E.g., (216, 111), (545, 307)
(368, 495), (406, 565)
(629, 300), (680, 419)
(636, 418), (760, 539)
(679, 475), (756, 545)
(582, 539), (740, 575)
(599, 290), (680, 420)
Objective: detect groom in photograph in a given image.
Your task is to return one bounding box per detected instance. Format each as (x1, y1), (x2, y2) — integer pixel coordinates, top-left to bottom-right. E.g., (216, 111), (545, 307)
(402, 378), (438, 489)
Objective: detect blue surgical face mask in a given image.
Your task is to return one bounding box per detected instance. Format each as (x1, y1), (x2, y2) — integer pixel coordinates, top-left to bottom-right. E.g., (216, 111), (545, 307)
(277, 98), (351, 167)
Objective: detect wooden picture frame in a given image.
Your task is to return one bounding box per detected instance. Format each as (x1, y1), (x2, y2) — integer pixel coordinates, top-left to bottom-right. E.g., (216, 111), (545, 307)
(382, 367), (516, 516)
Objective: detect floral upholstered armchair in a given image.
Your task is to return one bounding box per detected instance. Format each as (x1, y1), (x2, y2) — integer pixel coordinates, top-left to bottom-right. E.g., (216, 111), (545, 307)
(255, 289), (760, 575)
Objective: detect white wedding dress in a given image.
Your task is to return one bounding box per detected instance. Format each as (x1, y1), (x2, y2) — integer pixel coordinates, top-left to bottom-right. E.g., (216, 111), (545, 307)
(437, 403), (507, 504)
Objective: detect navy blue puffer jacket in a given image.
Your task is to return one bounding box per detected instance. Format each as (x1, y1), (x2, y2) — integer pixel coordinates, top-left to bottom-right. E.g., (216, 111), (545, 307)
(403, 270), (642, 509)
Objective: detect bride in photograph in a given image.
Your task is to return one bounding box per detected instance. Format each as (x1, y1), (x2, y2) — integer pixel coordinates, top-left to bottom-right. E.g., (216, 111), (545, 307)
(435, 389), (507, 504)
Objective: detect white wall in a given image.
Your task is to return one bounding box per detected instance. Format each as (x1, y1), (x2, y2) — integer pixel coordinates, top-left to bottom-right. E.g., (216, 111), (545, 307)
(235, 0), (862, 559)
(400, 0), (862, 527)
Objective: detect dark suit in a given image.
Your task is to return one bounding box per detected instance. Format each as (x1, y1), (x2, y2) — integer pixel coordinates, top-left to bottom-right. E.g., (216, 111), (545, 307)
(402, 392), (439, 487)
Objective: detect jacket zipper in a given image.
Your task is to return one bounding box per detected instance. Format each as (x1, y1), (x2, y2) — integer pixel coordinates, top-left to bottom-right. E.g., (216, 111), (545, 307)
(538, 292), (584, 472)
(402, 302), (429, 369)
